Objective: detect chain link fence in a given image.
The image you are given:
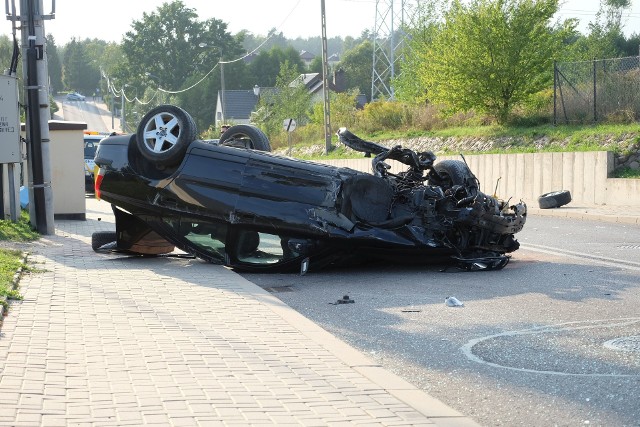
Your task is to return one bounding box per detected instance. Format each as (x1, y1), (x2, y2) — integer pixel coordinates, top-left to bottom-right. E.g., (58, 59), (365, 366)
(554, 55), (640, 124)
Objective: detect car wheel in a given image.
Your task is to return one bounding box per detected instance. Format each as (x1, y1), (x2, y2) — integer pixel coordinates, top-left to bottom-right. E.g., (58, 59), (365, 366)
(538, 190), (572, 209)
(428, 160), (474, 189)
(92, 231), (117, 251)
(220, 124), (271, 151)
(136, 105), (198, 167)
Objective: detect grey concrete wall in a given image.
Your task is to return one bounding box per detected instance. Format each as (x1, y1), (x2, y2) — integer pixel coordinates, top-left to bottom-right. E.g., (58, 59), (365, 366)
(318, 151), (640, 207)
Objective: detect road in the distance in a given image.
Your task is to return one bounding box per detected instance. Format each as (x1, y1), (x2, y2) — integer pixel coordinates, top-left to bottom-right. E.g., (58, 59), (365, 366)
(241, 215), (640, 426)
(58, 97), (114, 133)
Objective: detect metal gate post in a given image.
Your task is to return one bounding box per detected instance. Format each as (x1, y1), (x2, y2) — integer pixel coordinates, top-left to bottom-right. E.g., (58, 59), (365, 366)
(593, 58), (597, 122)
(553, 61), (557, 126)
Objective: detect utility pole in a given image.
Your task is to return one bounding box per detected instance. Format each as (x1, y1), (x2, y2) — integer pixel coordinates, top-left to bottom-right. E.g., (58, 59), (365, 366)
(320, 0), (332, 153)
(17, 0), (55, 234)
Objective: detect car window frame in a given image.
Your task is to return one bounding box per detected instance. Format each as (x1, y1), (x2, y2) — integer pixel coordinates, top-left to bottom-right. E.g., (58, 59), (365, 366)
(225, 226), (303, 269)
(153, 214), (229, 264)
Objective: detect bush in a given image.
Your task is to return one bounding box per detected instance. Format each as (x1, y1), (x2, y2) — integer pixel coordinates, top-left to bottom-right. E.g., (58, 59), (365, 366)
(410, 103), (440, 131)
(604, 109), (636, 124)
(329, 90), (360, 130)
(49, 93), (59, 117)
(355, 100), (407, 133)
(498, 89), (553, 127)
(288, 123), (324, 150)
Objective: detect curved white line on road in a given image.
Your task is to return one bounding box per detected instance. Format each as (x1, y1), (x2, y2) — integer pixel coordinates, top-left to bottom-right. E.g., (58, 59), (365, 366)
(604, 336), (640, 352)
(461, 318), (640, 377)
(523, 243), (640, 272)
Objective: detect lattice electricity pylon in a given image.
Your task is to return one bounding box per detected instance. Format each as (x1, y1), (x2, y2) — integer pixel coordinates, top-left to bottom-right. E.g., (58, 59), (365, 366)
(371, 0), (422, 100)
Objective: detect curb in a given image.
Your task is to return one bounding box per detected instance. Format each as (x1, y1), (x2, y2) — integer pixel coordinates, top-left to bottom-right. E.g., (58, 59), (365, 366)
(240, 274), (482, 426)
(528, 206), (640, 225)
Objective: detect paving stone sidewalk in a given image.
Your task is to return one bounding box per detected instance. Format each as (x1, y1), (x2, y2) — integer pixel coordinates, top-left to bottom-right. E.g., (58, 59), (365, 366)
(0, 198), (477, 426)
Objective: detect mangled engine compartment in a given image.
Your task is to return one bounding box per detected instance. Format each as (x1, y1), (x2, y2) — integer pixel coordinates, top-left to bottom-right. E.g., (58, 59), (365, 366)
(337, 128), (527, 269)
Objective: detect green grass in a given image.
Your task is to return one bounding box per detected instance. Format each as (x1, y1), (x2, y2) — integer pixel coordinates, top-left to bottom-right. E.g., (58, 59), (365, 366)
(327, 122), (640, 142)
(0, 249), (25, 304)
(0, 210), (40, 242)
(612, 167), (640, 178)
(0, 210), (40, 306)
(285, 122), (640, 162)
(426, 122), (640, 140)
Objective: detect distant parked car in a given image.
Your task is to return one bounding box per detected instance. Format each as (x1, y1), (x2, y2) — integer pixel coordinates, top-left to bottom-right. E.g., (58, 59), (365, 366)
(84, 133), (109, 193)
(66, 92), (85, 101)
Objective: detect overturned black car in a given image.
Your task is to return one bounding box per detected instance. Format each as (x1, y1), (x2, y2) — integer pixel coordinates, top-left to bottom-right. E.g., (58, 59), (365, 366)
(92, 105), (527, 273)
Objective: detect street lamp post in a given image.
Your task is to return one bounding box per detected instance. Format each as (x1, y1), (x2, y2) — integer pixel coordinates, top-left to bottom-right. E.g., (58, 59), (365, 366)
(251, 85), (261, 123)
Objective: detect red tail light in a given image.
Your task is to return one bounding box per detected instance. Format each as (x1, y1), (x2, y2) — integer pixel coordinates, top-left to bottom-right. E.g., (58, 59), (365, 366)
(95, 167), (105, 200)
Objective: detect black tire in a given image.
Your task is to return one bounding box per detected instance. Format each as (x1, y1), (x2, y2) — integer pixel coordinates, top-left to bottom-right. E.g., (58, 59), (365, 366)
(220, 124), (271, 152)
(538, 190), (572, 209)
(136, 105), (198, 167)
(428, 160), (474, 189)
(92, 231), (117, 251)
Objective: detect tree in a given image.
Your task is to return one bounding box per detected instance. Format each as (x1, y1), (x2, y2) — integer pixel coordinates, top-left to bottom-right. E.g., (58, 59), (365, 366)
(394, 26), (443, 102)
(616, 33), (640, 57)
(253, 60), (312, 139)
(0, 35), (17, 76)
(248, 50), (282, 87)
(337, 40), (374, 101)
(62, 39), (97, 94)
(247, 45), (305, 87)
(120, 0), (245, 131)
(602, 0), (631, 28)
(45, 35), (63, 94)
(307, 56), (323, 73)
(570, 0), (632, 59)
(310, 89), (360, 130)
(393, 0), (447, 102)
(416, 0), (574, 123)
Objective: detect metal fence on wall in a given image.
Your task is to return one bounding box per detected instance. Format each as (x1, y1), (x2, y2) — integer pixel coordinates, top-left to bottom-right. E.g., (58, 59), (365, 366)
(554, 55), (640, 124)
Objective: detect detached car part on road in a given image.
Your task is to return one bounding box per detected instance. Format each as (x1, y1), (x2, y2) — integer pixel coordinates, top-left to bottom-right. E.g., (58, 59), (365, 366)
(538, 190), (572, 209)
(92, 105), (527, 273)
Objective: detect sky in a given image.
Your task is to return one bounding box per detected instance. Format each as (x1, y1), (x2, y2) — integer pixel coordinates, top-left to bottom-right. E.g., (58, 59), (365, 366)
(4, 0), (640, 45)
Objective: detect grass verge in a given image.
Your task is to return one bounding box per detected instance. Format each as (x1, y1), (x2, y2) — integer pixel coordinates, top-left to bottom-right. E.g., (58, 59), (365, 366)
(283, 122), (640, 162)
(0, 249), (26, 304)
(0, 210), (41, 241)
(0, 210), (40, 309)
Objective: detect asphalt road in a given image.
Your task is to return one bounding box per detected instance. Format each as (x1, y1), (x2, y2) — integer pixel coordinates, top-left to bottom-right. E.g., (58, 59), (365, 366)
(241, 216), (640, 426)
(71, 97), (639, 424)
(58, 97), (113, 133)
